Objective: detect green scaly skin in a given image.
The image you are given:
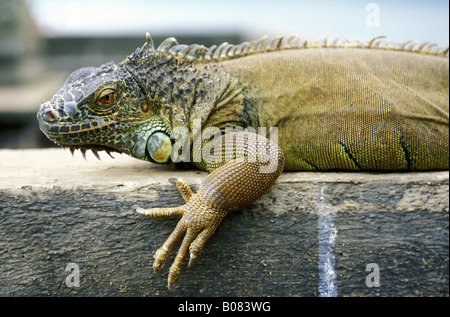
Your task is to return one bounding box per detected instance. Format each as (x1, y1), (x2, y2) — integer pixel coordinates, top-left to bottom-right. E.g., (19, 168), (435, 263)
(37, 34), (449, 290)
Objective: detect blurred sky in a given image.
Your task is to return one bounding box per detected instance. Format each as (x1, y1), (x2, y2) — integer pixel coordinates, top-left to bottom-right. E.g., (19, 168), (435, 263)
(27, 0), (449, 45)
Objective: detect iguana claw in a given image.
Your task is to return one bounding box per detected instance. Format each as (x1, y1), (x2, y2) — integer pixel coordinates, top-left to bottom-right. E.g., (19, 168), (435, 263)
(137, 177), (227, 290)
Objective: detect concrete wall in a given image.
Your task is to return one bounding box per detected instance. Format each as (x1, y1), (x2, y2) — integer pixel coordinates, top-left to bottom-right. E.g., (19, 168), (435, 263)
(0, 149), (448, 296)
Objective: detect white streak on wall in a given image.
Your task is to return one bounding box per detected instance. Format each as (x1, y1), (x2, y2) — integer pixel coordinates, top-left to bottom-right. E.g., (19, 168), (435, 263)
(317, 186), (338, 297)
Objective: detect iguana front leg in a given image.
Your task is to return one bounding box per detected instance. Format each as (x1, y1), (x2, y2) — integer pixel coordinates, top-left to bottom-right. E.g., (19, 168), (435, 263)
(137, 132), (284, 290)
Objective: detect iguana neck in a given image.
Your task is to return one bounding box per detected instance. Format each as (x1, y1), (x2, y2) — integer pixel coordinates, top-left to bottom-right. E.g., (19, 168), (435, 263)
(122, 50), (241, 134)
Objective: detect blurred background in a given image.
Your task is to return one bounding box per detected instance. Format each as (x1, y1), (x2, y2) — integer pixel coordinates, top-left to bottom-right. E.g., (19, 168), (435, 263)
(0, 0), (448, 149)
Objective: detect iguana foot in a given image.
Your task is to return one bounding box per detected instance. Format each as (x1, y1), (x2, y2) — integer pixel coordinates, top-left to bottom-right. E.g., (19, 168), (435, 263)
(137, 176), (228, 290)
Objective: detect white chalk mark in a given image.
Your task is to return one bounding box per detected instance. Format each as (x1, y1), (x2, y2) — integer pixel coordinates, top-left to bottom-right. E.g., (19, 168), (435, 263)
(317, 186), (338, 297)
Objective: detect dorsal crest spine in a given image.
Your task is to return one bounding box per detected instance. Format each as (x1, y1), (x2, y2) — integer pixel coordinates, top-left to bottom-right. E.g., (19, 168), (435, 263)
(144, 34), (449, 64)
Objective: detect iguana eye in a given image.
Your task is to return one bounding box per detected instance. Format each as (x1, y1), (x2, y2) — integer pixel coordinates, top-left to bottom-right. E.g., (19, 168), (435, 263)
(92, 88), (117, 113)
(98, 92), (115, 105)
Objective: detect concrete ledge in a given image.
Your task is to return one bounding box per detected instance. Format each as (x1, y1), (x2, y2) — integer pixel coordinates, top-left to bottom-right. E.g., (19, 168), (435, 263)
(0, 149), (448, 296)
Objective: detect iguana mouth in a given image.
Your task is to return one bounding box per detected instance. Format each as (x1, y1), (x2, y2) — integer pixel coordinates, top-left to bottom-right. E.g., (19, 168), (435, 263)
(38, 118), (125, 159)
(38, 116), (117, 136)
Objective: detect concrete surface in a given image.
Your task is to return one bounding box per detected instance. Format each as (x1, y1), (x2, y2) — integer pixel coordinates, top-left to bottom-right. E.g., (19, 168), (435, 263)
(0, 149), (448, 296)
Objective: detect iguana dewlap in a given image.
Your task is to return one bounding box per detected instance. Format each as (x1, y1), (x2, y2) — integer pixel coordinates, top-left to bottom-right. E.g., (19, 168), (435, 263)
(37, 34), (449, 290)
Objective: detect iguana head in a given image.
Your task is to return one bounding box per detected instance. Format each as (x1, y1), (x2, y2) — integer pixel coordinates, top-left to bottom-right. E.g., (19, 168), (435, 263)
(37, 41), (179, 164)
(38, 34), (232, 164)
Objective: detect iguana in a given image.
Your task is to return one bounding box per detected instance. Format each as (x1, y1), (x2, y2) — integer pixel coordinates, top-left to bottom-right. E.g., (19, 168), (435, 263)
(37, 33), (449, 290)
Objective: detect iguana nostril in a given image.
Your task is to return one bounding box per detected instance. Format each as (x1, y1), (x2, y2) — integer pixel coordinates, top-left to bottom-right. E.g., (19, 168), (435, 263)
(45, 110), (58, 122)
